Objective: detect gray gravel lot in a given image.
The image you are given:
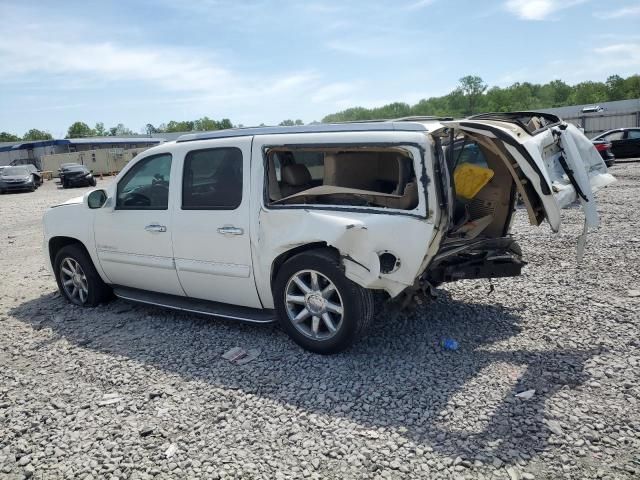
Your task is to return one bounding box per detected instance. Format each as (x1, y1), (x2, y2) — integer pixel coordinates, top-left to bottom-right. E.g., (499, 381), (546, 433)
(1, 165), (639, 480)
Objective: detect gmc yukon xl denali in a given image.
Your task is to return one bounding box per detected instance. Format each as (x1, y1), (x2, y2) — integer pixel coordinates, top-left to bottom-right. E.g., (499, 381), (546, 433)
(43, 113), (614, 353)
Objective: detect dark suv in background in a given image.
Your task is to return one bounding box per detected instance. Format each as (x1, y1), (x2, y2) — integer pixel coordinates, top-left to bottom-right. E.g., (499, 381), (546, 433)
(60, 164), (97, 188)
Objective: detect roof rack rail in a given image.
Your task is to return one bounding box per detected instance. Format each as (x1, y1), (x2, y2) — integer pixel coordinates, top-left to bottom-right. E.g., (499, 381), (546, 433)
(175, 122), (429, 143)
(392, 115), (455, 122)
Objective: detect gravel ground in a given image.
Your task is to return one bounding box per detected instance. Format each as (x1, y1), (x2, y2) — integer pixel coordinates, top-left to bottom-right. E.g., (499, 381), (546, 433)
(0, 164), (639, 480)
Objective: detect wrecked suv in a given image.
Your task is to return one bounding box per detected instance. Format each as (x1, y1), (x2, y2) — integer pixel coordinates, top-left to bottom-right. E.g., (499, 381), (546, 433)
(43, 113), (614, 353)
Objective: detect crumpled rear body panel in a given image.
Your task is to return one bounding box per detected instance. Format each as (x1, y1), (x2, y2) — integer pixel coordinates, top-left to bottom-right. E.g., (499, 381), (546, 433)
(253, 209), (435, 308)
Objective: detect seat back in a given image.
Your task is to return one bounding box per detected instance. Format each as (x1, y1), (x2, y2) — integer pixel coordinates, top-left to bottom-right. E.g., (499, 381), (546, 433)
(280, 163), (312, 197)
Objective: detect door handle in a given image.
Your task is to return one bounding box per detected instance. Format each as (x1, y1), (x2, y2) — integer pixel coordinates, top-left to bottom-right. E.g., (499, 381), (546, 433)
(217, 226), (244, 236)
(145, 224), (167, 233)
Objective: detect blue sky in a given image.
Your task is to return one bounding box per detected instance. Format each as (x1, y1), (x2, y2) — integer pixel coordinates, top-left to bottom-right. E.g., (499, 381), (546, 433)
(1, 0), (639, 137)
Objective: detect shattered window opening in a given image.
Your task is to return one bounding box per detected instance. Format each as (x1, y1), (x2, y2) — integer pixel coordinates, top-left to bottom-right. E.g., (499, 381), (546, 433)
(265, 146), (420, 211)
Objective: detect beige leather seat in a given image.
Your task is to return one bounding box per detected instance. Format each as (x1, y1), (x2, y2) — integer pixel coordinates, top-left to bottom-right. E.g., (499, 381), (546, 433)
(280, 164), (312, 198)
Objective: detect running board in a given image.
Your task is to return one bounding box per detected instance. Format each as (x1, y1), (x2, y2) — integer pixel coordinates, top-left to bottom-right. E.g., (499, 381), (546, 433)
(112, 286), (276, 324)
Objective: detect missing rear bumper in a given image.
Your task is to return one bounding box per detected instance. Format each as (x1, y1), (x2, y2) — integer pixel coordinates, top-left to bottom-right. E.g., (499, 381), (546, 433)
(427, 237), (525, 283)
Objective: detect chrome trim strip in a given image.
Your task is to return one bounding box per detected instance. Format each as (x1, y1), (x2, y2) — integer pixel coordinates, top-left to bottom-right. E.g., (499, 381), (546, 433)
(113, 292), (275, 324)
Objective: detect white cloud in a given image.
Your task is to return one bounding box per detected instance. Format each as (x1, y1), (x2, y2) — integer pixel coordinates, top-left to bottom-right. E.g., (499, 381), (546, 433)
(598, 4), (640, 19)
(504, 0), (586, 21)
(405, 0), (436, 10)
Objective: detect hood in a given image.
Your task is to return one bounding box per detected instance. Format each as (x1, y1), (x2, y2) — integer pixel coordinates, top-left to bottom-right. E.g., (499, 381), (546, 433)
(1, 175), (31, 181)
(51, 196), (83, 208)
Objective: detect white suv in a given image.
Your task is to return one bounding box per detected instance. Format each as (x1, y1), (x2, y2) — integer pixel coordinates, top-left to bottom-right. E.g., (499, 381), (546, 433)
(43, 113), (614, 353)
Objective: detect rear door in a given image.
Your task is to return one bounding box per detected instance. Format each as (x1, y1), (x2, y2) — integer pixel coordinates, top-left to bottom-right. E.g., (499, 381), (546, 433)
(620, 129), (640, 157)
(440, 116), (615, 234)
(170, 137), (262, 308)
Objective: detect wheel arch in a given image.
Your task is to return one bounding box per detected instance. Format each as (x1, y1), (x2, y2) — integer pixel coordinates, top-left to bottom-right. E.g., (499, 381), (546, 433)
(48, 236), (91, 269)
(270, 242), (340, 288)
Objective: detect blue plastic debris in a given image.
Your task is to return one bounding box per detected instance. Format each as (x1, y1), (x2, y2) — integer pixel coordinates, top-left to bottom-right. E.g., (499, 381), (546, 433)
(441, 338), (459, 351)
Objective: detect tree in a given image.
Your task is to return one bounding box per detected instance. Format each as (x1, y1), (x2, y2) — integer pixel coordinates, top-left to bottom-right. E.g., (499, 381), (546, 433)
(322, 73), (640, 123)
(219, 118), (233, 129)
(294, 119), (304, 125)
(22, 129), (53, 141)
(108, 123), (134, 136)
(458, 75), (488, 115)
(0, 131), (21, 142)
(606, 75), (626, 101)
(165, 120), (195, 132)
(94, 122), (107, 136)
(279, 119), (295, 126)
(66, 122), (95, 138)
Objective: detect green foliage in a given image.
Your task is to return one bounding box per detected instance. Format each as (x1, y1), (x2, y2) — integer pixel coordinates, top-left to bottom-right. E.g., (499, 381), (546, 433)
(22, 129), (53, 141)
(66, 121), (95, 138)
(0, 131), (22, 142)
(323, 74), (640, 122)
(94, 122), (107, 136)
(108, 123), (134, 136)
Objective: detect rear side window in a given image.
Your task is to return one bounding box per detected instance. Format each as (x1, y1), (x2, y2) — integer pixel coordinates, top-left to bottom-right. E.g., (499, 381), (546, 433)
(603, 131), (624, 141)
(116, 153), (172, 210)
(627, 130), (640, 139)
(182, 147), (243, 210)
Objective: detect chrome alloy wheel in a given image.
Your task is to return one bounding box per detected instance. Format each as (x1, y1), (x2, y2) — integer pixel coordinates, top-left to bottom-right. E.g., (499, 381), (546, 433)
(60, 257), (89, 305)
(285, 269), (344, 340)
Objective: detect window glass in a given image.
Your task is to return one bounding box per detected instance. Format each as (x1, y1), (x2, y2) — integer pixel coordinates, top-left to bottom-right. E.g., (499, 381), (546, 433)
(454, 142), (489, 169)
(604, 131), (624, 141)
(182, 147), (242, 209)
(627, 130), (640, 139)
(116, 153), (172, 209)
(292, 151), (325, 181)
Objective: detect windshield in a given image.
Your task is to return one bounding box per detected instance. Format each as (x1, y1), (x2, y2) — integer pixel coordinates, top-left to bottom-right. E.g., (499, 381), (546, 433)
(2, 167), (29, 176)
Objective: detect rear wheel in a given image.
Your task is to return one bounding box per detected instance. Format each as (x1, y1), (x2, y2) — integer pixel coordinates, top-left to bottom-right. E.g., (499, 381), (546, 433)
(273, 249), (374, 354)
(54, 244), (112, 307)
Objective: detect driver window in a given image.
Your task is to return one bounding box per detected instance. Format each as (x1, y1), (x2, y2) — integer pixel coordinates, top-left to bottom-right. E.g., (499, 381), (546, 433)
(182, 147), (243, 210)
(116, 153), (172, 210)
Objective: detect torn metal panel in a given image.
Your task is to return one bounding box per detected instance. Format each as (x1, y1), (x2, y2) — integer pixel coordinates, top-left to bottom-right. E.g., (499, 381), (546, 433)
(254, 209), (436, 307)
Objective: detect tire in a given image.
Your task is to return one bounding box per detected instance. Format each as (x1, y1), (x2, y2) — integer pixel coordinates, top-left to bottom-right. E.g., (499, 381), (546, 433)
(273, 248), (374, 354)
(54, 244), (112, 307)
(91, 178), (97, 187)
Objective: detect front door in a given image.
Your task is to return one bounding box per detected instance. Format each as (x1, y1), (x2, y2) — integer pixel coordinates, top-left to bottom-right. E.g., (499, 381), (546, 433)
(93, 152), (185, 296)
(171, 137), (262, 308)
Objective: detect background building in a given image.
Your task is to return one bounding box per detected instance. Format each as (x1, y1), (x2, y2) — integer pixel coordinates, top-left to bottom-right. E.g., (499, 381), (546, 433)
(540, 98), (640, 138)
(0, 137), (164, 174)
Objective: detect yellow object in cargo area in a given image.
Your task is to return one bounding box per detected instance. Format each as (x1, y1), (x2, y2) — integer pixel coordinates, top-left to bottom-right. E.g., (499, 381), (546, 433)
(454, 163), (494, 200)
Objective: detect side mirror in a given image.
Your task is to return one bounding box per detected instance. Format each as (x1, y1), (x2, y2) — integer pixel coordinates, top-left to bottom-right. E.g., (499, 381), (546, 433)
(86, 189), (107, 209)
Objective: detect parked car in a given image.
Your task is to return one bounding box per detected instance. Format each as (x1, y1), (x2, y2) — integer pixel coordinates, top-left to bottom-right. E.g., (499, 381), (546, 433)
(23, 163), (43, 187)
(60, 164), (97, 188)
(591, 139), (615, 167)
(58, 163), (82, 184)
(43, 113), (614, 353)
(591, 128), (640, 158)
(0, 165), (38, 193)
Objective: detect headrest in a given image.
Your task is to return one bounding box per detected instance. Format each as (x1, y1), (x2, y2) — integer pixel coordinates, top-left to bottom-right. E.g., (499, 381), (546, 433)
(281, 163), (311, 186)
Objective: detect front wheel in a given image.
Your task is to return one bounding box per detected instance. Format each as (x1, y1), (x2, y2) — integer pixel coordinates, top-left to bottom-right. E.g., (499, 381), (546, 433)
(273, 249), (374, 354)
(54, 244), (112, 306)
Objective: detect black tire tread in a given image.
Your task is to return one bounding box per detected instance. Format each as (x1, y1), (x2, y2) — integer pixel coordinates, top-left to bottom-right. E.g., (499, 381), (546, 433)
(54, 243), (112, 307)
